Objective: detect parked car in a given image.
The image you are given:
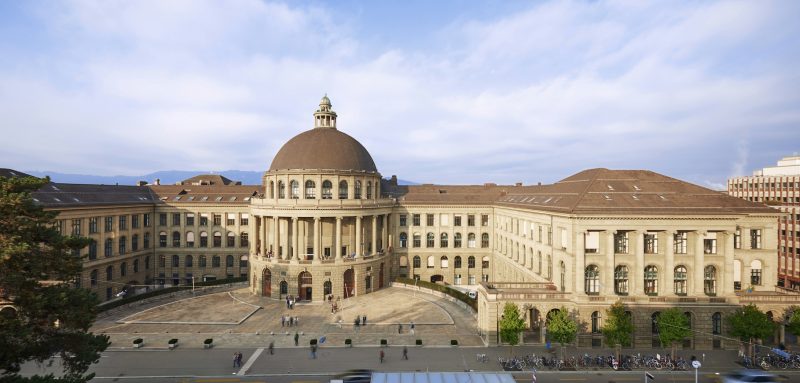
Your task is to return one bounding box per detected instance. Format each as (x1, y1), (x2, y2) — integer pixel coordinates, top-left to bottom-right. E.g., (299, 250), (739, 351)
(721, 370), (777, 383)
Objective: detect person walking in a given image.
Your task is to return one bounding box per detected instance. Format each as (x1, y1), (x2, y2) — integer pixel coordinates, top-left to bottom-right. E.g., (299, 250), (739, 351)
(398, 324), (403, 334)
(268, 341), (274, 355)
(289, 316), (294, 326)
(236, 352), (243, 368)
(379, 349), (385, 363)
(281, 315), (285, 327)
(233, 352), (239, 368)
(402, 346), (408, 360)
(294, 332), (299, 346)
(410, 321), (415, 335)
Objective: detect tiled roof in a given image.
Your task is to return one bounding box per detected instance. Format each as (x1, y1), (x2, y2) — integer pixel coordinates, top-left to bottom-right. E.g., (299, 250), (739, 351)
(179, 174), (240, 186)
(32, 183), (155, 207)
(148, 184), (263, 204)
(0, 168), (33, 178)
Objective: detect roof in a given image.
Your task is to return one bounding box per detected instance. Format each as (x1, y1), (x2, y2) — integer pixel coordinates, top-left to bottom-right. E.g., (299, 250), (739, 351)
(32, 183), (155, 207)
(269, 128), (378, 173)
(179, 174), (239, 186)
(148, 184), (262, 204)
(0, 168), (33, 178)
(371, 372), (516, 383)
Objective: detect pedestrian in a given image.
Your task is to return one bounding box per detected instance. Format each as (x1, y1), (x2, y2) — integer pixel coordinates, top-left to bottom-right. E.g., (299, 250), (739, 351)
(295, 316), (299, 326)
(402, 346), (408, 360)
(310, 344), (317, 359)
(289, 316), (294, 326)
(379, 349), (385, 363)
(236, 352), (243, 368)
(531, 368), (537, 383)
(286, 296), (290, 309)
(294, 332), (299, 346)
(233, 352), (239, 368)
(410, 321), (415, 335)
(398, 324), (403, 334)
(268, 341), (274, 355)
(281, 315), (285, 327)
(362, 315), (367, 325)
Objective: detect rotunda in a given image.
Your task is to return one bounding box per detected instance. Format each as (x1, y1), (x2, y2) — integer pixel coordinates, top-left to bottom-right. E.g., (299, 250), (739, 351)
(249, 96), (395, 303)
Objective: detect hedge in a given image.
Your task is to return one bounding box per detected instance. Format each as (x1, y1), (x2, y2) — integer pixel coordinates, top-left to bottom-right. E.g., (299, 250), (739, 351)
(98, 277), (247, 312)
(394, 277), (477, 311)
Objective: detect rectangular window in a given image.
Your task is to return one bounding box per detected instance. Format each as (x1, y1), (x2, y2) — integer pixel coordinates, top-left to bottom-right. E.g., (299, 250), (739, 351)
(751, 229), (762, 249)
(104, 239), (113, 257)
(104, 216), (113, 232)
(227, 234), (235, 247)
(704, 233), (717, 254)
(547, 227), (552, 245)
(399, 214), (407, 227)
(614, 232), (629, 254)
(227, 213), (236, 226)
(734, 229), (741, 249)
(538, 226), (542, 242)
(213, 214), (222, 226)
(674, 232), (688, 254)
(119, 237), (126, 255)
(412, 214), (420, 226)
(159, 213), (167, 226)
(426, 214), (434, 226)
(132, 235), (138, 251)
(186, 213), (195, 226)
(89, 217), (98, 234)
(172, 213), (180, 226)
(584, 231), (599, 253)
(118, 215), (127, 231)
(644, 233), (658, 254)
(240, 214), (249, 226)
(454, 215), (462, 226)
(131, 214), (139, 229)
(467, 215), (475, 227)
(440, 214), (449, 226)
(751, 268), (762, 285)
(71, 219), (81, 236)
(413, 235), (421, 248)
(560, 227), (568, 249)
(200, 214), (208, 226)
(143, 213), (151, 227)
(88, 242), (97, 260)
(481, 214), (489, 226)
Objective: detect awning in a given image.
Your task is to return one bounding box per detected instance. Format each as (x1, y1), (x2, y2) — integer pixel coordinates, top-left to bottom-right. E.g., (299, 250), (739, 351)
(372, 372), (517, 383)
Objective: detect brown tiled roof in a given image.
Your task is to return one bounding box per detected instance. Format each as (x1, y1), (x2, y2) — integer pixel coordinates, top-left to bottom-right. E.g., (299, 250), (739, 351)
(32, 183), (156, 207)
(270, 128), (378, 173)
(0, 168), (33, 178)
(148, 184), (263, 204)
(179, 174), (240, 186)
(387, 183), (511, 205)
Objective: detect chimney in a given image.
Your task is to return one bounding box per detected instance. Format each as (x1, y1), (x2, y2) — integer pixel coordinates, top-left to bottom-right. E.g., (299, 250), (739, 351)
(390, 175), (398, 186)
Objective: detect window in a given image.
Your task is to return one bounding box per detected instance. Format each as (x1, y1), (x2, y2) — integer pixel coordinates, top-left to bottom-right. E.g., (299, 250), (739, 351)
(614, 265), (629, 295)
(226, 255), (234, 267)
(269, 181), (275, 199)
(133, 259), (139, 273)
(426, 256), (435, 268)
(440, 233), (449, 248)
(751, 229), (762, 249)
(585, 231), (599, 253)
(305, 180), (316, 199)
(186, 232), (195, 247)
(751, 260), (762, 285)
(481, 233), (490, 248)
(547, 254), (552, 280)
(70, 219), (81, 236)
(240, 232), (249, 247)
(644, 233), (658, 254)
(172, 213), (180, 226)
(213, 232), (222, 247)
(734, 229), (741, 249)
(158, 213), (167, 226)
(412, 256), (420, 268)
(467, 233), (476, 248)
(591, 311), (601, 334)
(105, 238), (113, 256)
(468, 256), (475, 268)
(199, 255), (207, 268)
(200, 214), (208, 226)
(538, 226), (543, 242)
(399, 215), (407, 227)
(439, 214), (449, 226)
(481, 214), (489, 226)
(117, 215), (126, 231)
(674, 266), (688, 295)
(144, 255), (150, 269)
(290, 180), (299, 199)
(651, 312), (660, 334)
(200, 232), (208, 247)
(158, 255), (166, 268)
(426, 214), (434, 226)
(227, 213), (235, 226)
(338, 181), (348, 199)
(227, 232), (235, 247)
(106, 266), (113, 281)
(467, 215), (475, 226)
(131, 214), (139, 229)
(172, 255), (179, 267)
(278, 181), (286, 199)
(213, 214), (221, 226)
(354, 181), (362, 199)
(366, 182), (372, 199)
(454, 215), (462, 226)
(483, 256), (490, 269)
(412, 233), (421, 248)
(454, 233), (462, 248)
(712, 312), (722, 335)
(644, 266), (658, 295)
(614, 232), (629, 253)
(399, 232), (408, 248)
(212, 256), (220, 268)
(538, 251), (542, 274)
(143, 213), (151, 227)
(585, 265), (600, 294)
(88, 242), (97, 260)
(143, 232), (150, 248)
(105, 216), (114, 232)
(673, 232), (688, 254)
(454, 256), (462, 268)
(322, 180), (332, 199)
(425, 232), (434, 247)
(119, 236), (127, 254)
(412, 214), (420, 226)
(90, 269), (98, 287)
(704, 265), (717, 296)
(704, 233), (717, 254)
(172, 231), (180, 247)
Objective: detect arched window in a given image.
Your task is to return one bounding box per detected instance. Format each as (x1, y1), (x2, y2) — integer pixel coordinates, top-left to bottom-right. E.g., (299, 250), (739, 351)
(468, 256), (476, 268)
(751, 260), (762, 285)
(186, 231), (195, 247)
(399, 232), (408, 248)
(645, 265), (658, 295)
(269, 181), (275, 199)
(305, 180), (316, 199)
(426, 233), (435, 247)
(290, 180), (299, 199)
(186, 255), (193, 267)
(427, 256), (435, 268)
(106, 265), (113, 281)
(591, 311), (601, 333)
(158, 232), (167, 248)
(412, 256), (421, 268)
(240, 232), (249, 247)
(200, 231), (208, 247)
(226, 255), (234, 267)
(339, 181), (348, 199)
(90, 269), (98, 286)
(440, 233), (449, 248)
(585, 265), (600, 294)
(712, 312), (722, 335)
(674, 265), (688, 295)
(615, 265), (629, 295)
(213, 232), (222, 247)
(454, 256), (462, 268)
(172, 255), (179, 267)
(133, 259), (139, 272)
(199, 255), (207, 268)
(355, 180), (362, 199)
(454, 233), (462, 248)
(440, 256), (449, 268)
(120, 262), (127, 276)
(373, 181), (379, 198)
(704, 265), (717, 296)
(227, 232), (236, 247)
(172, 231), (180, 247)
(467, 233), (476, 248)
(559, 261), (566, 291)
(481, 233), (489, 248)
(322, 180), (332, 199)
(212, 256), (220, 268)
(413, 233), (421, 248)
(278, 181), (285, 199)
(366, 182), (372, 199)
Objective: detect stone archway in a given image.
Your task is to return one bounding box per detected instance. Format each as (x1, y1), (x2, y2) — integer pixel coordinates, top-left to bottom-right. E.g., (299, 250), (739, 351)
(262, 268), (272, 297)
(343, 269), (355, 298)
(523, 306), (542, 343)
(298, 271), (312, 301)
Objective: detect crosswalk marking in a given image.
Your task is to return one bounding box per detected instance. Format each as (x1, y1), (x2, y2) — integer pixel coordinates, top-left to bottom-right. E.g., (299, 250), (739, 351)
(237, 347), (264, 376)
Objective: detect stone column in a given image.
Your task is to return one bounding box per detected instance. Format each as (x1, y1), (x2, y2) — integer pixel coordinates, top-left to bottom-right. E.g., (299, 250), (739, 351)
(724, 231), (735, 295)
(371, 215), (377, 255)
(575, 231), (585, 294)
(292, 217), (299, 261)
(605, 230), (615, 296)
(382, 214), (388, 251)
(694, 231), (705, 295)
(635, 230), (645, 295)
(355, 216), (362, 256)
(314, 217), (321, 260)
(335, 217), (343, 260)
(273, 216), (280, 259)
(259, 216), (266, 256)
(665, 230), (675, 295)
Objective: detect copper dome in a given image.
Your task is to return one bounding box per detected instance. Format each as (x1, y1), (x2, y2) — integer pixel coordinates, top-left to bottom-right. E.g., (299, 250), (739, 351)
(269, 128), (378, 172)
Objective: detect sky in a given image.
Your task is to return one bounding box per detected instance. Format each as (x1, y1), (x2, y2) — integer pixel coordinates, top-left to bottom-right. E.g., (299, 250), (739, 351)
(1, 0), (799, 188)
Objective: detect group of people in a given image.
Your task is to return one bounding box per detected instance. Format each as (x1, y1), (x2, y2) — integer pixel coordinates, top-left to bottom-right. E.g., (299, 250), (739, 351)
(232, 351), (243, 368)
(354, 314), (368, 328)
(379, 346), (408, 363)
(280, 315), (299, 327)
(398, 321), (416, 335)
(328, 294), (340, 313)
(285, 295), (297, 309)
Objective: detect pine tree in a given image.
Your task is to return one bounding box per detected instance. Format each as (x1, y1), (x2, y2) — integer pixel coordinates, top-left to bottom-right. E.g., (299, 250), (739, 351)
(0, 175), (109, 382)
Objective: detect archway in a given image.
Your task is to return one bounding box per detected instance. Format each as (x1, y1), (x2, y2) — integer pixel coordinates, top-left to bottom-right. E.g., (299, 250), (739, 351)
(279, 280), (288, 296)
(0, 306), (17, 319)
(262, 268), (272, 297)
(343, 269), (355, 299)
(298, 271), (312, 301)
(523, 307), (542, 343)
(430, 274), (444, 283)
(323, 280), (332, 297)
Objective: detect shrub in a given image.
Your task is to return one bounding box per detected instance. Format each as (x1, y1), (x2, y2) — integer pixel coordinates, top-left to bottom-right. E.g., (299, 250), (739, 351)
(415, 339), (422, 346)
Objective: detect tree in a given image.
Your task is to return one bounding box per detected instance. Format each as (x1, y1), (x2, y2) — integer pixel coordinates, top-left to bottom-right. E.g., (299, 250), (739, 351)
(657, 308), (691, 358)
(547, 307), (577, 362)
(499, 302), (526, 355)
(602, 301), (634, 360)
(728, 304), (776, 359)
(0, 175), (109, 382)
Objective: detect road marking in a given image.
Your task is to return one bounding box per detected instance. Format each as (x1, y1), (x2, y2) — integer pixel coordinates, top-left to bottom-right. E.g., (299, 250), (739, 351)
(194, 379), (241, 383)
(558, 379), (586, 381)
(613, 379), (638, 382)
(291, 381), (319, 383)
(237, 348), (264, 376)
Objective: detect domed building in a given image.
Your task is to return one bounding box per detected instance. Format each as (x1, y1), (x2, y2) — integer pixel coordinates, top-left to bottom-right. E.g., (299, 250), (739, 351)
(248, 96), (395, 301)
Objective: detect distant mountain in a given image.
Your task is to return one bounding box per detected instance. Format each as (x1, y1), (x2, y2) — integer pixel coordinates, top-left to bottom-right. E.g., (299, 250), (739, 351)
(25, 170), (419, 186)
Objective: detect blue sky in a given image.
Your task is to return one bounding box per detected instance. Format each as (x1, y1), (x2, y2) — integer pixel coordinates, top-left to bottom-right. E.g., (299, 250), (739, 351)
(1, 0), (798, 188)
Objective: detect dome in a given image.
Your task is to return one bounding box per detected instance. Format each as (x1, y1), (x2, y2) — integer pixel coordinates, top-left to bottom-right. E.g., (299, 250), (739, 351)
(269, 128), (378, 172)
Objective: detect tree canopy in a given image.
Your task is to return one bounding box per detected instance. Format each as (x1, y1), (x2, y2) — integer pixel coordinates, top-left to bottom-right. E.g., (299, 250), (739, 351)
(547, 307), (577, 346)
(657, 308), (691, 357)
(0, 175), (109, 382)
(602, 301), (633, 358)
(499, 302), (526, 347)
(728, 304), (776, 358)
(786, 307), (800, 338)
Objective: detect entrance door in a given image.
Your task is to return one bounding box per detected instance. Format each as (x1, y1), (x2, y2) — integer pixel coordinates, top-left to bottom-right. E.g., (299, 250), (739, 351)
(523, 308), (541, 343)
(298, 271), (312, 301)
(343, 269), (354, 298)
(262, 268), (272, 297)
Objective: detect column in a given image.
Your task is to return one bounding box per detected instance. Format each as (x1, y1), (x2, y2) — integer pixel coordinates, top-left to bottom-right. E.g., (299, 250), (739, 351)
(575, 231), (585, 294)
(272, 216), (280, 259)
(634, 230), (645, 295)
(259, 216), (266, 256)
(371, 215), (377, 255)
(314, 217), (321, 260)
(335, 217), (342, 260)
(383, 213), (389, 251)
(355, 216), (362, 256)
(694, 231), (705, 295)
(605, 231), (615, 296)
(665, 230), (675, 296)
(292, 217), (299, 261)
(723, 231), (735, 295)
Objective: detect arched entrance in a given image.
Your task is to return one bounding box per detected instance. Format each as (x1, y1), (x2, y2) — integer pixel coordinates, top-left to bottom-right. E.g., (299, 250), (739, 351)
(298, 271), (312, 301)
(262, 268), (272, 297)
(524, 307), (542, 343)
(343, 269), (354, 298)
(430, 275), (444, 283)
(323, 280), (332, 297)
(379, 263), (384, 289)
(279, 280), (288, 297)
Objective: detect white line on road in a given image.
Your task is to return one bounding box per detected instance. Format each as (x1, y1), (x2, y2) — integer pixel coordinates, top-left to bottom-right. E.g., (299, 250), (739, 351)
(237, 347), (264, 376)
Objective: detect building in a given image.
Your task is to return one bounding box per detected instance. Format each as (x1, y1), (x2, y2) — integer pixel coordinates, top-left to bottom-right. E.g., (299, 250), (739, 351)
(3, 96), (796, 349)
(728, 155), (800, 290)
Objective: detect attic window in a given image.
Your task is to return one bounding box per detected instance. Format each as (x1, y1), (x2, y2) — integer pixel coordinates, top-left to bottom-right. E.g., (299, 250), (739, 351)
(607, 185), (614, 191)
(187, 196), (195, 201)
(658, 195), (667, 200)
(160, 197), (168, 201)
(632, 195), (639, 201)
(9, 171), (16, 176)
(53, 197), (61, 202)
(229, 196), (237, 201)
(244, 197), (251, 202)
(72, 197), (80, 202)
(32, 198), (39, 202)
(201, 196), (209, 201)
(633, 185), (641, 191)
(173, 196), (182, 201)
(544, 197), (553, 203)
(138, 196), (149, 201)
(51, 185), (60, 191)
(438, 190), (447, 194)
(603, 194), (612, 201)
(215, 196), (223, 202)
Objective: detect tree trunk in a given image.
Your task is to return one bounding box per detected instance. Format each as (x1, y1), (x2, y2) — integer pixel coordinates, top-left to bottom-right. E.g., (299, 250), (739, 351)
(616, 344), (621, 362)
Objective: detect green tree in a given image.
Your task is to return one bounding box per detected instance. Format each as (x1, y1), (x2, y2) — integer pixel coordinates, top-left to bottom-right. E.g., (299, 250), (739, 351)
(728, 304), (776, 359)
(0, 175), (109, 382)
(499, 302), (526, 355)
(657, 308), (691, 358)
(786, 308), (800, 338)
(547, 307), (577, 361)
(602, 301), (634, 360)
